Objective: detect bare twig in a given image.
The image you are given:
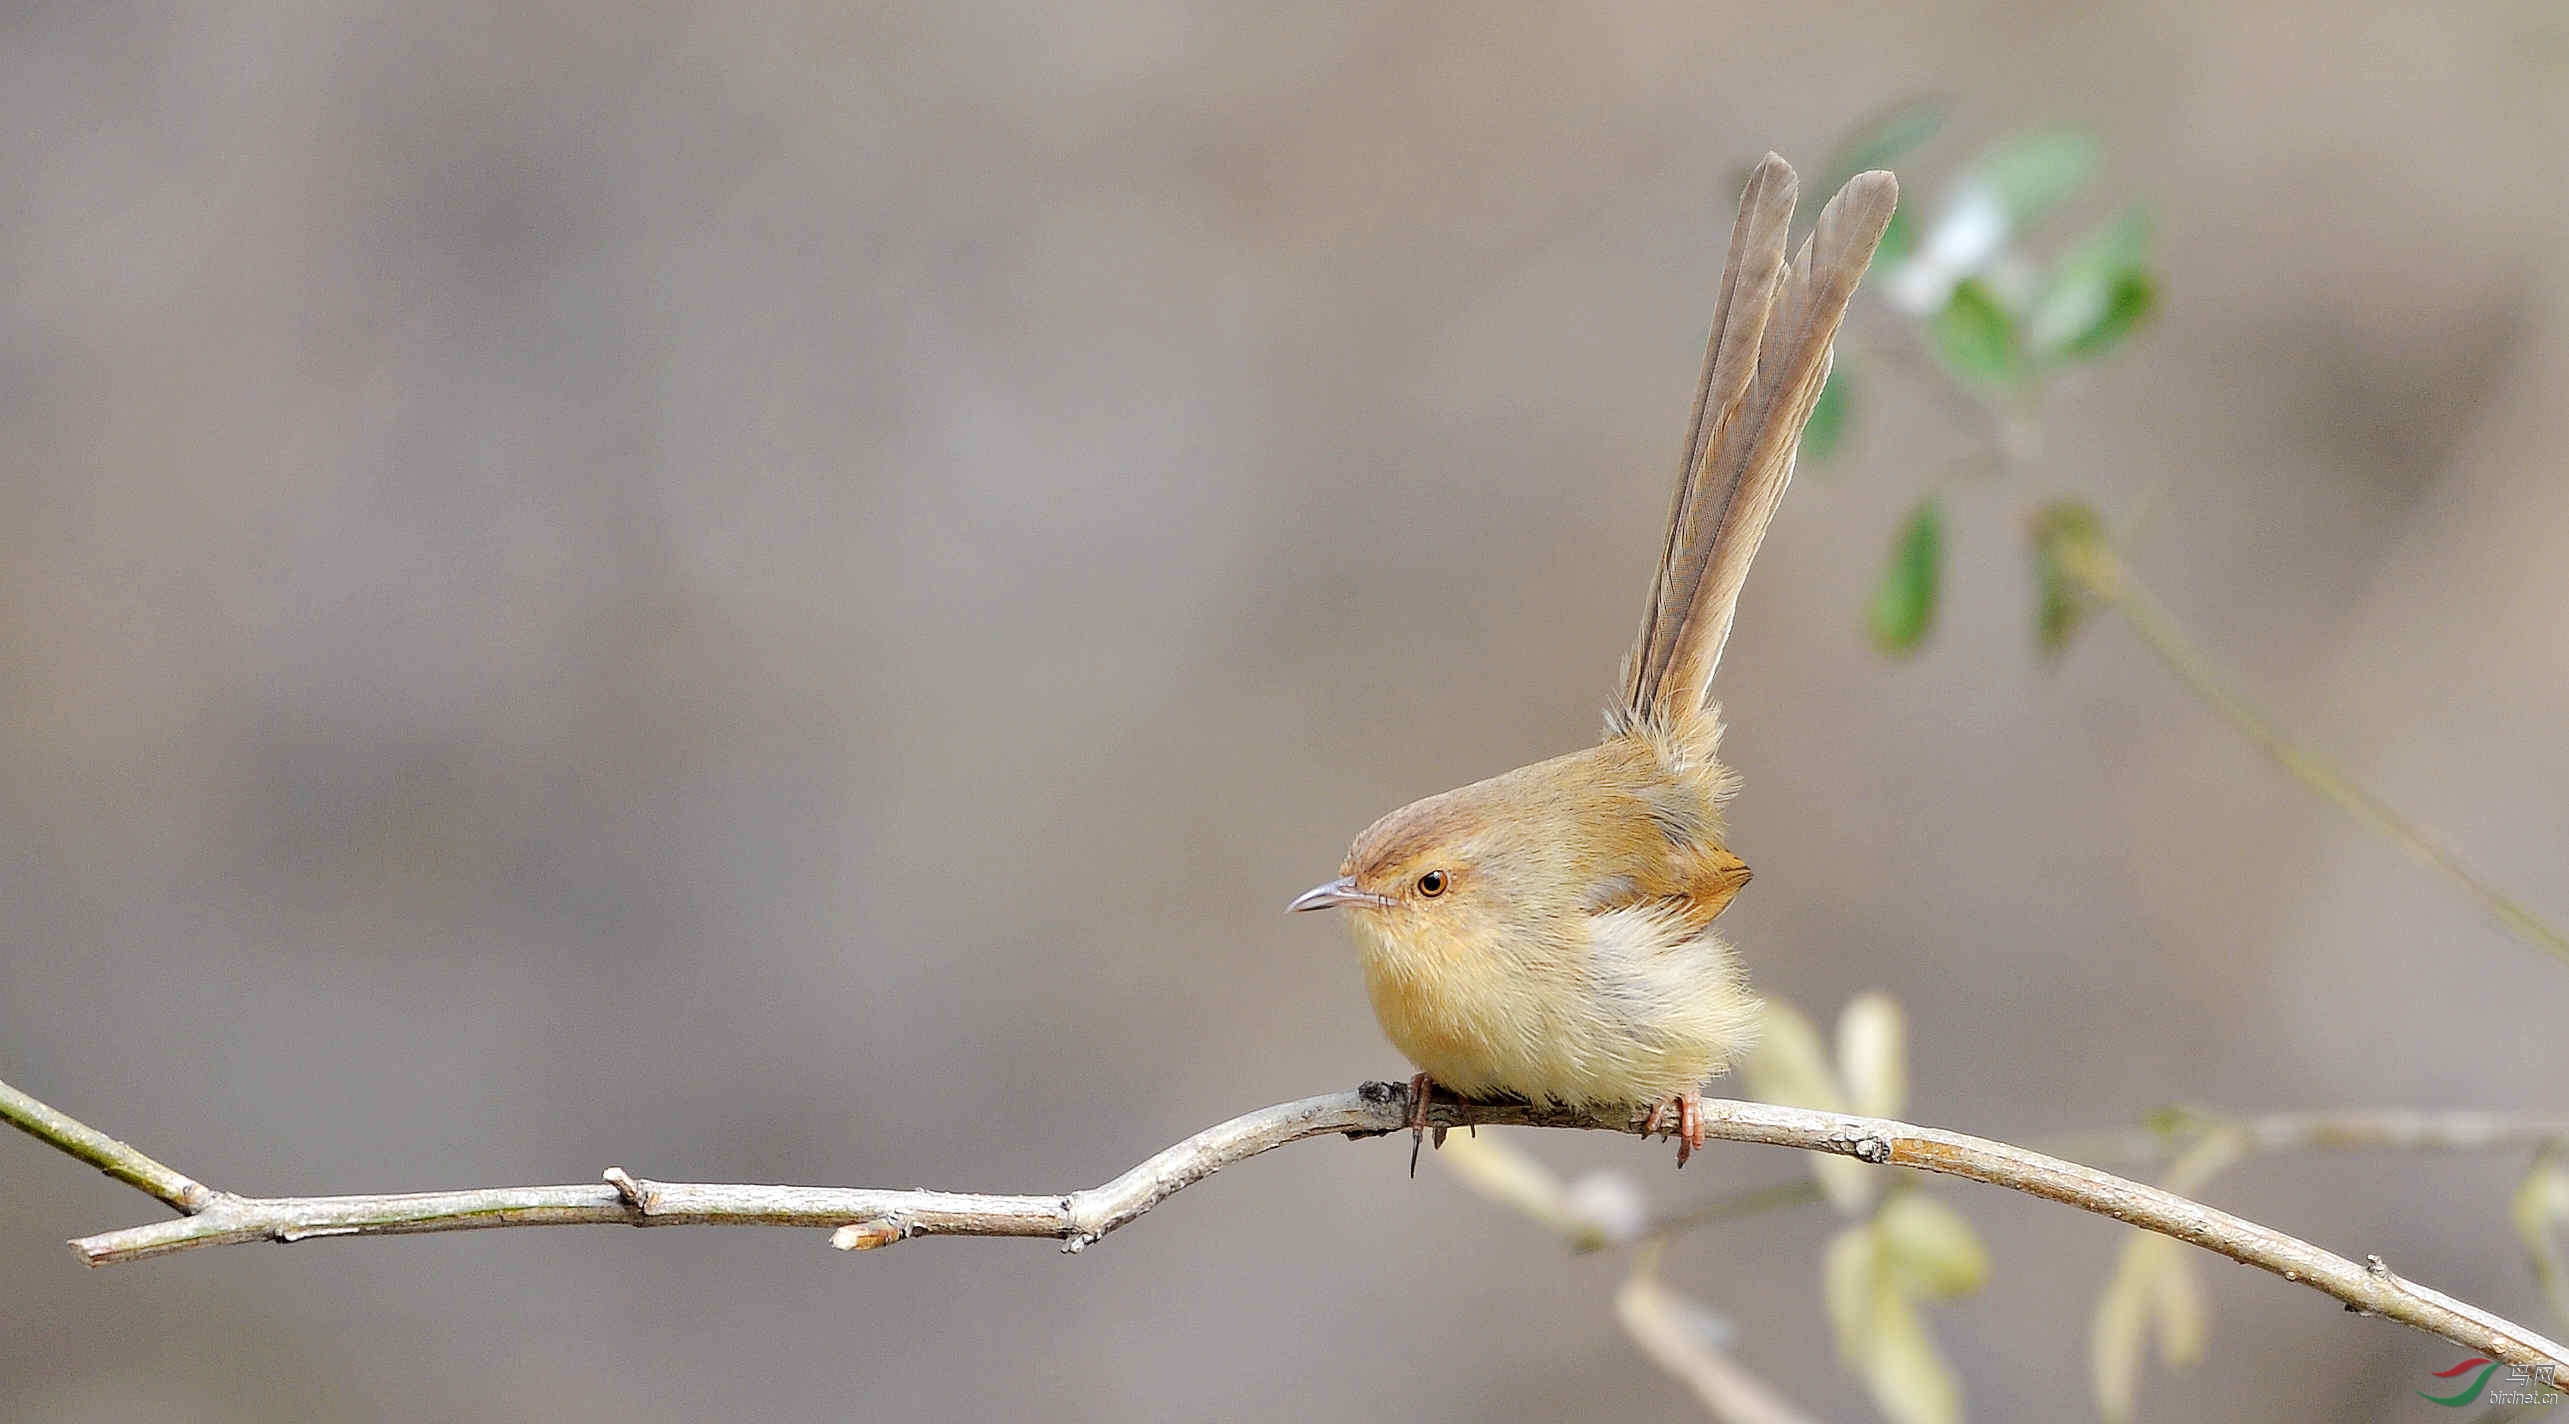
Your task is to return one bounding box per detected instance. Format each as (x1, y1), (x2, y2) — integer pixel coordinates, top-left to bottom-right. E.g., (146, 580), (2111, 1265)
(4, 1071), (2564, 1387)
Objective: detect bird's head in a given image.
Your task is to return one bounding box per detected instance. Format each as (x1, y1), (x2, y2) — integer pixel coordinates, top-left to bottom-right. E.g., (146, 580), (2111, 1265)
(1288, 778), (1522, 941)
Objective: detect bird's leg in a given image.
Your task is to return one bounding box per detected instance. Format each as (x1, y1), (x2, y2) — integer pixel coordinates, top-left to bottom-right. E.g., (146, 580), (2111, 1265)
(1640, 1099), (1673, 1140)
(1406, 1072), (1449, 1177)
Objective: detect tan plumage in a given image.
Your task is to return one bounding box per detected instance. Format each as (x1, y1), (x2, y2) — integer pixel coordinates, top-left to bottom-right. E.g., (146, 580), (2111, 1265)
(1293, 156), (1897, 1163)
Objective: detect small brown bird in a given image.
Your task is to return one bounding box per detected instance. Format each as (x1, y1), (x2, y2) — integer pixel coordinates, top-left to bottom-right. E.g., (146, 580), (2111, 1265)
(1291, 155), (1896, 1167)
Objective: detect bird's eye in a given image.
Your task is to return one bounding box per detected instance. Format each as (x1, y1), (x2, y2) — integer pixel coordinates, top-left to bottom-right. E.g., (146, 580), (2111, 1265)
(1417, 870), (1447, 897)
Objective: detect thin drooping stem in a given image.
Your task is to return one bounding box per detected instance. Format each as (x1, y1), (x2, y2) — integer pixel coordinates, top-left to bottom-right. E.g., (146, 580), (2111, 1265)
(2, 1071), (2562, 1388)
(2058, 537), (2569, 971)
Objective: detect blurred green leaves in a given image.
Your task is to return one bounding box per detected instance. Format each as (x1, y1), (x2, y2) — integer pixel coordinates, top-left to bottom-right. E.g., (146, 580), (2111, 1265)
(1913, 205), (2155, 392)
(1869, 497), (1944, 654)
(2030, 213), (2158, 361)
(1929, 281), (2024, 387)
(1794, 114), (2160, 674)
(1969, 131), (2098, 227)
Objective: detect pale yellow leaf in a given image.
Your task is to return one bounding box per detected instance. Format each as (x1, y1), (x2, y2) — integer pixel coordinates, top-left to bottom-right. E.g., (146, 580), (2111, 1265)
(1858, 1261), (1965, 1424)
(1877, 1192), (1991, 1299)
(1823, 1223), (1883, 1362)
(1438, 1129), (1618, 1250)
(2150, 1245), (2207, 1370)
(2091, 1232), (2174, 1423)
(1750, 1000), (1877, 1212)
(2514, 1151), (2569, 1332)
(1748, 999), (1847, 1114)
(1837, 992), (1909, 1121)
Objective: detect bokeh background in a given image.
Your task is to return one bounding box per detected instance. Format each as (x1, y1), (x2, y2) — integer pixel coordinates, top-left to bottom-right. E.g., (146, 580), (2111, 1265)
(7, 3), (2569, 1420)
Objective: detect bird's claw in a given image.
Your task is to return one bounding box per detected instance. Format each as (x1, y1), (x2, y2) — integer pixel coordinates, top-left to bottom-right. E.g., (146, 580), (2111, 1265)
(1645, 1090), (1706, 1167)
(1640, 1099), (1671, 1140)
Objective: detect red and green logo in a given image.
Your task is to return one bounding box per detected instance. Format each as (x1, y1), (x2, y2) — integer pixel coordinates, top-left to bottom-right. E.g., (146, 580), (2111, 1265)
(2421, 1357), (2500, 1407)
(2420, 1356), (2562, 1408)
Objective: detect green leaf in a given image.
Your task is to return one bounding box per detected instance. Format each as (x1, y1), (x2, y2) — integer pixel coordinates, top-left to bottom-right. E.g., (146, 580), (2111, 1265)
(1867, 497), (1943, 655)
(1970, 130), (2098, 227)
(2031, 212), (2159, 361)
(1929, 279), (2024, 387)
(1801, 365), (1848, 463)
(2065, 270), (2156, 359)
(2031, 500), (2107, 657)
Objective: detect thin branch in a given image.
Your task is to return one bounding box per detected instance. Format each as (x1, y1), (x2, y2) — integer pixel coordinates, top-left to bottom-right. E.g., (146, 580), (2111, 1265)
(0, 1076), (213, 1213)
(6, 1072), (2565, 1387)
(2055, 535), (2569, 971)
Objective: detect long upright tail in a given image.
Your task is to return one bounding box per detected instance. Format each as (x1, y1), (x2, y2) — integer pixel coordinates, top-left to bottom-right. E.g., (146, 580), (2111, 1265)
(1618, 157), (1898, 734)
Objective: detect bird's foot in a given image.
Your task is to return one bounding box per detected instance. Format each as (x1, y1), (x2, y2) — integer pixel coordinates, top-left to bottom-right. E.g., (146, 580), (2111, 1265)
(1405, 1072), (1450, 1177)
(1644, 1089), (1706, 1167)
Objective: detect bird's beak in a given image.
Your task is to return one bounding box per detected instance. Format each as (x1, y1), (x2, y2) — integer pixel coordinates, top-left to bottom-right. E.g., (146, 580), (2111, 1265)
(1288, 876), (1384, 913)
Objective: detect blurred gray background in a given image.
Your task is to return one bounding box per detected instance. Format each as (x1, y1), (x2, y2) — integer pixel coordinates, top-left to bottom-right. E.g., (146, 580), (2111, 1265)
(6, 2), (2568, 1420)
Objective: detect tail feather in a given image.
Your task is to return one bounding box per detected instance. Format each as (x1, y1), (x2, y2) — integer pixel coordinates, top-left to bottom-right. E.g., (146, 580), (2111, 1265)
(1618, 161), (1898, 734)
(1623, 153), (1797, 720)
